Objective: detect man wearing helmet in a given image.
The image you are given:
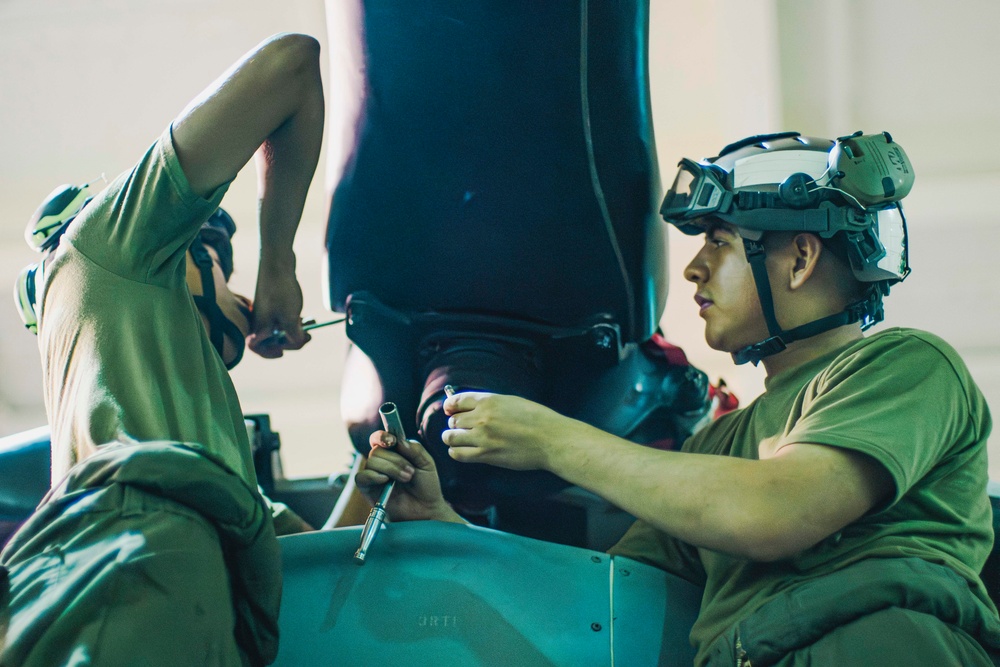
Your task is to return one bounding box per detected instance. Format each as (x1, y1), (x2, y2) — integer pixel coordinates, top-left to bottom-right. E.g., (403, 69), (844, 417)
(361, 132), (1000, 663)
(2, 33), (322, 665)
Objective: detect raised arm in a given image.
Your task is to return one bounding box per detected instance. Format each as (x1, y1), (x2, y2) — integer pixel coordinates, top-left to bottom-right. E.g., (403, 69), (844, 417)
(170, 32), (325, 355)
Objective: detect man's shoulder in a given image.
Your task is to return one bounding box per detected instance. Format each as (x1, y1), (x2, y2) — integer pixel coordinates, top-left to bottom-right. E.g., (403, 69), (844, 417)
(829, 327), (982, 403)
(861, 325), (945, 344)
(846, 327), (961, 363)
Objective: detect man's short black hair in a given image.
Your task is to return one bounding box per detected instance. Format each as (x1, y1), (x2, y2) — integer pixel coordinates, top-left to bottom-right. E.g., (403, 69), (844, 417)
(195, 208), (236, 281)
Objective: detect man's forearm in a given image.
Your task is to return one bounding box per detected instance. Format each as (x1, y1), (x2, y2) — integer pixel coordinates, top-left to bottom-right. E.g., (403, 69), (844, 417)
(254, 40), (324, 264)
(545, 425), (763, 556)
(543, 422), (860, 561)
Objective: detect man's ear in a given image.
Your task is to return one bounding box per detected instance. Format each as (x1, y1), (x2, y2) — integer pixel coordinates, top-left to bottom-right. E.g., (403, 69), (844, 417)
(789, 233), (824, 290)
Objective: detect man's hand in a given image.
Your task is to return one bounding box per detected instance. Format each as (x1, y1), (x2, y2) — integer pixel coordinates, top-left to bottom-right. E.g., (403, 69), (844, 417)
(246, 269), (310, 358)
(442, 392), (586, 471)
(169, 33), (324, 362)
(356, 431), (465, 524)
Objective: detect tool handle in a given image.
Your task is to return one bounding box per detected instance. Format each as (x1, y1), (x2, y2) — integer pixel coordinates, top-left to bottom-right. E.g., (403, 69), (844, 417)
(354, 401), (409, 565)
(378, 402), (408, 445)
(372, 403), (407, 508)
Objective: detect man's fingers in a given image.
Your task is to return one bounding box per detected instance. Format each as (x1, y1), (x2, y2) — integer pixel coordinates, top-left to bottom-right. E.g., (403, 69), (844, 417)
(365, 432), (437, 477)
(362, 447), (415, 483)
(247, 322), (310, 355)
(447, 410), (480, 430)
(395, 437), (437, 472)
(247, 331), (285, 358)
(441, 427), (474, 450)
(370, 429), (437, 467)
(446, 443), (484, 463)
(369, 430), (397, 449)
(442, 391), (492, 416)
(279, 326), (310, 351)
(355, 467), (390, 488)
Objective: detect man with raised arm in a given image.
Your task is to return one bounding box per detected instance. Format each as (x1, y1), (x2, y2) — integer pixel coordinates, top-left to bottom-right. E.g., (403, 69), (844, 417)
(1, 33), (323, 666)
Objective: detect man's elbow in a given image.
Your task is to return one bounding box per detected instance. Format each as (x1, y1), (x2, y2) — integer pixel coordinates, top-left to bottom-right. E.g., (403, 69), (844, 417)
(726, 516), (824, 562)
(261, 32), (322, 79)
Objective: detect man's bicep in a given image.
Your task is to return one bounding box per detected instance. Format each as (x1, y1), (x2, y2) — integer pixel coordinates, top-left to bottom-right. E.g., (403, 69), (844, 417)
(788, 334), (972, 498)
(770, 442), (895, 540)
(170, 34), (322, 199)
(170, 83), (265, 200)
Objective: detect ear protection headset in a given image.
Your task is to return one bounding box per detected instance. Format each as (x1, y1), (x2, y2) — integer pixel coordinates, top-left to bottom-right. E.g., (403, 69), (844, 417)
(14, 183), (94, 333)
(827, 131), (914, 208)
(14, 264), (41, 334)
(25, 183), (93, 251)
(763, 131), (914, 286)
(776, 131), (913, 286)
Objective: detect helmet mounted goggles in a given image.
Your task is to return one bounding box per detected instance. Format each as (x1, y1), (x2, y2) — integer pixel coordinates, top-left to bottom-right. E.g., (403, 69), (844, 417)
(661, 159), (734, 228)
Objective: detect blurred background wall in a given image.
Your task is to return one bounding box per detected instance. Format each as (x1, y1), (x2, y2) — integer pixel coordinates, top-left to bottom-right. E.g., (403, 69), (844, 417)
(1, 0), (998, 479)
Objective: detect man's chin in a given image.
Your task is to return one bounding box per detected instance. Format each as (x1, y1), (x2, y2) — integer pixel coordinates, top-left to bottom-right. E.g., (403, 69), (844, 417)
(703, 338), (733, 355)
(704, 331), (759, 357)
(702, 326), (730, 352)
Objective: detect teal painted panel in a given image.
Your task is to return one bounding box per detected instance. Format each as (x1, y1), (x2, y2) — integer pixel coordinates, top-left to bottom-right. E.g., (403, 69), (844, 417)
(276, 522), (696, 666)
(611, 555), (700, 666)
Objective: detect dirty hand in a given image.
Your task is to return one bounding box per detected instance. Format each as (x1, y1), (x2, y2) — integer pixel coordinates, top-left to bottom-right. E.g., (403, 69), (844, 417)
(356, 431), (463, 524)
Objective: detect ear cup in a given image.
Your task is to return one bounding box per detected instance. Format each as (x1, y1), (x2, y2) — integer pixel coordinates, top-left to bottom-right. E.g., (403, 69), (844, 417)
(778, 172), (820, 209)
(13, 264), (40, 334)
(830, 132), (914, 208)
(25, 184), (92, 252)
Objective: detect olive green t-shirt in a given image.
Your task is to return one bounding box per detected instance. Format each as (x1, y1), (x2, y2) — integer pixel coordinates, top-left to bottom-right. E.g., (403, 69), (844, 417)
(610, 328), (994, 665)
(36, 127), (255, 486)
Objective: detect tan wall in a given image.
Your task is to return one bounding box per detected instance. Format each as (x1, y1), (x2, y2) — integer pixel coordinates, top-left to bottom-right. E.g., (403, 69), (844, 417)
(2, 0), (998, 479)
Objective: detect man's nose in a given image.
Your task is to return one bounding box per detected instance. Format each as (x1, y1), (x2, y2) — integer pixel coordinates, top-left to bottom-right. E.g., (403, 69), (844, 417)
(684, 254), (707, 284)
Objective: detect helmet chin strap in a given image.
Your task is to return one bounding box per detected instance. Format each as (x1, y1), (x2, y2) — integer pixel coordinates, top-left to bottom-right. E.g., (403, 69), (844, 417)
(189, 242), (247, 370)
(732, 238), (879, 366)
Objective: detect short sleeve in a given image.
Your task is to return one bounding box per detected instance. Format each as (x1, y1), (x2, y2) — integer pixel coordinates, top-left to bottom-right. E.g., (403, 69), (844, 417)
(780, 331), (984, 504)
(64, 126), (229, 287)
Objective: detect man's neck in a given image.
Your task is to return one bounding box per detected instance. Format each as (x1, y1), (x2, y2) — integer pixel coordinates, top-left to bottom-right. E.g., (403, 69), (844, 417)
(760, 324), (864, 378)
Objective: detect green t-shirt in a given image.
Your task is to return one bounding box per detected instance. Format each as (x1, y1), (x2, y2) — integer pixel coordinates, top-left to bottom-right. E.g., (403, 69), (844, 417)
(36, 127), (255, 486)
(610, 328), (994, 665)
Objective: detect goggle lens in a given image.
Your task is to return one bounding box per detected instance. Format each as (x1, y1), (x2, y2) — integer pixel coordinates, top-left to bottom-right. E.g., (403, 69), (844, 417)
(875, 206), (909, 280)
(661, 159), (727, 223)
